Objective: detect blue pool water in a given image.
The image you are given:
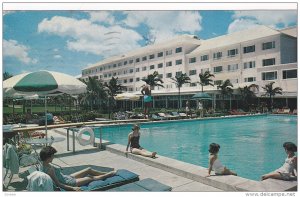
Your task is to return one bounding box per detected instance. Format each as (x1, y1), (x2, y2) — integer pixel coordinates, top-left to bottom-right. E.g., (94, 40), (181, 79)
(94, 115), (297, 180)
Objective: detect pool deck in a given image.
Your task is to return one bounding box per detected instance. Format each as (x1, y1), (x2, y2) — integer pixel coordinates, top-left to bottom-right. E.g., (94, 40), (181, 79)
(4, 117), (297, 192)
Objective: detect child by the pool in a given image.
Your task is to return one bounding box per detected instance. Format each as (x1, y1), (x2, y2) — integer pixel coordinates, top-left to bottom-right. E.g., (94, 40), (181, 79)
(207, 143), (237, 177)
(261, 142), (297, 181)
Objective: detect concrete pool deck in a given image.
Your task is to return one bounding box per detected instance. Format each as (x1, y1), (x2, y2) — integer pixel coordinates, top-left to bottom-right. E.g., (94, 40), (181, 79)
(4, 120), (297, 192)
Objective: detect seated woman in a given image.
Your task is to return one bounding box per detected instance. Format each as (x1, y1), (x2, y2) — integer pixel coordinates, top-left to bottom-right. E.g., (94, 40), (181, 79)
(261, 142), (297, 181)
(126, 124), (157, 158)
(40, 146), (116, 191)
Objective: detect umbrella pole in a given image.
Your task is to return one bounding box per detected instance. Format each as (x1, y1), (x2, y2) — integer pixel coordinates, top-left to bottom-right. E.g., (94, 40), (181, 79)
(45, 96), (48, 140)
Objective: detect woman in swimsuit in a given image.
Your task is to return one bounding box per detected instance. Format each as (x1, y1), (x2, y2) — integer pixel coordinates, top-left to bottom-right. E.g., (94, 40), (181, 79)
(40, 146), (116, 191)
(207, 143), (237, 177)
(126, 124), (157, 158)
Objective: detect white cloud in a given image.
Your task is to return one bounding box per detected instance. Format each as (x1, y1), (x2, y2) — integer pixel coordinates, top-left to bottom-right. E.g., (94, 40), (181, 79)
(38, 16), (143, 57)
(228, 18), (261, 34)
(87, 11), (115, 25)
(3, 39), (38, 64)
(228, 10), (297, 33)
(122, 11), (202, 43)
(54, 55), (62, 59)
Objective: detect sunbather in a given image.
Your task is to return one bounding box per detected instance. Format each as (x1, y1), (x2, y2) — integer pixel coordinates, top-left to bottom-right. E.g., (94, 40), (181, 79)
(126, 124), (157, 158)
(207, 143), (237, 177)
(261, 142), (297, 181)
(40, 146), (116, 191)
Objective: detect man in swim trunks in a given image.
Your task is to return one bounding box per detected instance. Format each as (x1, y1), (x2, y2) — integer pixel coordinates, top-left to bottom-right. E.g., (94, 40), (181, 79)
(141, 84), (152, 118)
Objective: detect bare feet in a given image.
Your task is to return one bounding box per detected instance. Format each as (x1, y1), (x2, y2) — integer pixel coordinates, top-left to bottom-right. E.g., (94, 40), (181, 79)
(151, 152), (157, 158)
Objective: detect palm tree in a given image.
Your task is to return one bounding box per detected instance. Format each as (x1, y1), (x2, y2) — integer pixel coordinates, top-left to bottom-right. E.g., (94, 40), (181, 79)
(239, 84), (259, 111)
(3, 72), (13, 80)
(171, 73), (191, 109)
(217, 79), (233, 111)
(82, 77), (107, 111)
(142, 71), (164, 90)
(104, 77), (125, 117)
(262, 82), (282, 111)
(198, 71), (215, 92)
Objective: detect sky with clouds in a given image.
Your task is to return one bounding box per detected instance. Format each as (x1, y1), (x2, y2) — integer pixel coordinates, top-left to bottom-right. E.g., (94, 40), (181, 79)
(3, 9), (297, 77)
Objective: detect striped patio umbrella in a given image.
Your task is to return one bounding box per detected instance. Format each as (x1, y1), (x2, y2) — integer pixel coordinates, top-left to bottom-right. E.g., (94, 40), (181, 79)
(3, 70), (87, 138)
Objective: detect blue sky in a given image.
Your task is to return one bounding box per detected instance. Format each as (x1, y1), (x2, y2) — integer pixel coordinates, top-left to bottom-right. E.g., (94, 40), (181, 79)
(3, 10), (297, 77)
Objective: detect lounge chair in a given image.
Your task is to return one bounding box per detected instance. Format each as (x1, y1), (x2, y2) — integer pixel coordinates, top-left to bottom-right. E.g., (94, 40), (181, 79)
(157, 113), (176, 120)
(292, 109), (297, 115)
(108, 178), (172, 191)
(171, 112), (181, 119)
(27, 166), (139, 191)
(178, 112), (188, 118)
(79, 169), (139, 191)
(151, 114), (164, 121)
(278, 108), (290, 114)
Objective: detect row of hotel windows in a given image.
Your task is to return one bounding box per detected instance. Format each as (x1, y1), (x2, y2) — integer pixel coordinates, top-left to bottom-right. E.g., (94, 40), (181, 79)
(109, 69), (297, 84)
(100, 58), (276, 79)
(188, 41), (275, 63)
(82, 47), (183, 75)
(83, 41), (275, 75)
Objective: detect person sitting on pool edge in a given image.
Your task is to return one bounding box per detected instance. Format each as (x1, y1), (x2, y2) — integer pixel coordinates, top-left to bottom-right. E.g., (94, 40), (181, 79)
(207, 143), (237, 177)
(40, 146), (116, 191)
(125, 124), (157, 158)
(261, 142), (297, 181)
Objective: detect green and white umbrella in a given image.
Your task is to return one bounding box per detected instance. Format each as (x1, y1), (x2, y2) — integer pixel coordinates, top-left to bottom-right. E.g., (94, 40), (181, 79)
(3, 70), (87, 138)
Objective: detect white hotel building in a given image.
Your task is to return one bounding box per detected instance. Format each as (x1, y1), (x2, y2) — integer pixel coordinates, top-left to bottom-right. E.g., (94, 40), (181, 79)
(81, 26), (297, 110)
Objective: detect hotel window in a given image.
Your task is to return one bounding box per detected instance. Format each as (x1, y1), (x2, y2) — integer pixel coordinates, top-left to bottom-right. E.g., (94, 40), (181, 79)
(227, 49), (238, 57)
(201, 55), (209, 61)
(129, 60), (133, 64)
(176, 71), (182, 76)
(244, 77), (256, 82)
(158, 74), (163, 79)
(113, 64), (117, 68)
(129, 69), (134, 73)
(243, 45), (255, 53)
(157, 52), (163, 57)
(100, 68), (103, 71)
(157, 63), (163, 68)
(214, 80), (223, 85)
(283, 69), (297, 79)
(123, 79), (127, 83)
(213, 66), (223, 73)
(189, 70), (197, 75)
(123, 70), (127, 74)
(149, 54), (155, 59)
(124, 61), (127, 65)
(136, 68), (140, 72)
(262, 41), (275, 50)
(228, 64), (239, 72)
(166, 61), (172, 67)
(113, 73), (116, 76)
(201, 68), (209, 74)
(142, 56), (147, 61)
(262, 58), (276, 67)
(109, 73), (112, 77)
(190, 83), (197, 87)
(175, 47), (182, 53)
(150, 65), (155, 70)
(129, 78), (133, 83)
(166, 49), (172, 56)
(99, 75), (103, 79)
(118, 63), (122, 67)
(262, 71), (277, 80)
(136, 58), (140, 63)
(104, 74), (107, 78)
(244, 61), (256, 69)
(213, 52), (222, 60)
(142, 66), (147, 71)
(136, 77), (140, 82)
(230, 79), (238, 84)
(189, 57), (196, 63)
(175, 59), (182, 65)
(166, 73), (172, 78)
(129, 88), (133, 91)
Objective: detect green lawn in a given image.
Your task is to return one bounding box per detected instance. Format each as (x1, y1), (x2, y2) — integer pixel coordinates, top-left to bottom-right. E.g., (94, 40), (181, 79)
(3, 105), (77, 114)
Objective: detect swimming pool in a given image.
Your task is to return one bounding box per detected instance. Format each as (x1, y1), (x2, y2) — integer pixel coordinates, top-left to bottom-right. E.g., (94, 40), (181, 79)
(94, 115), (297, 180)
